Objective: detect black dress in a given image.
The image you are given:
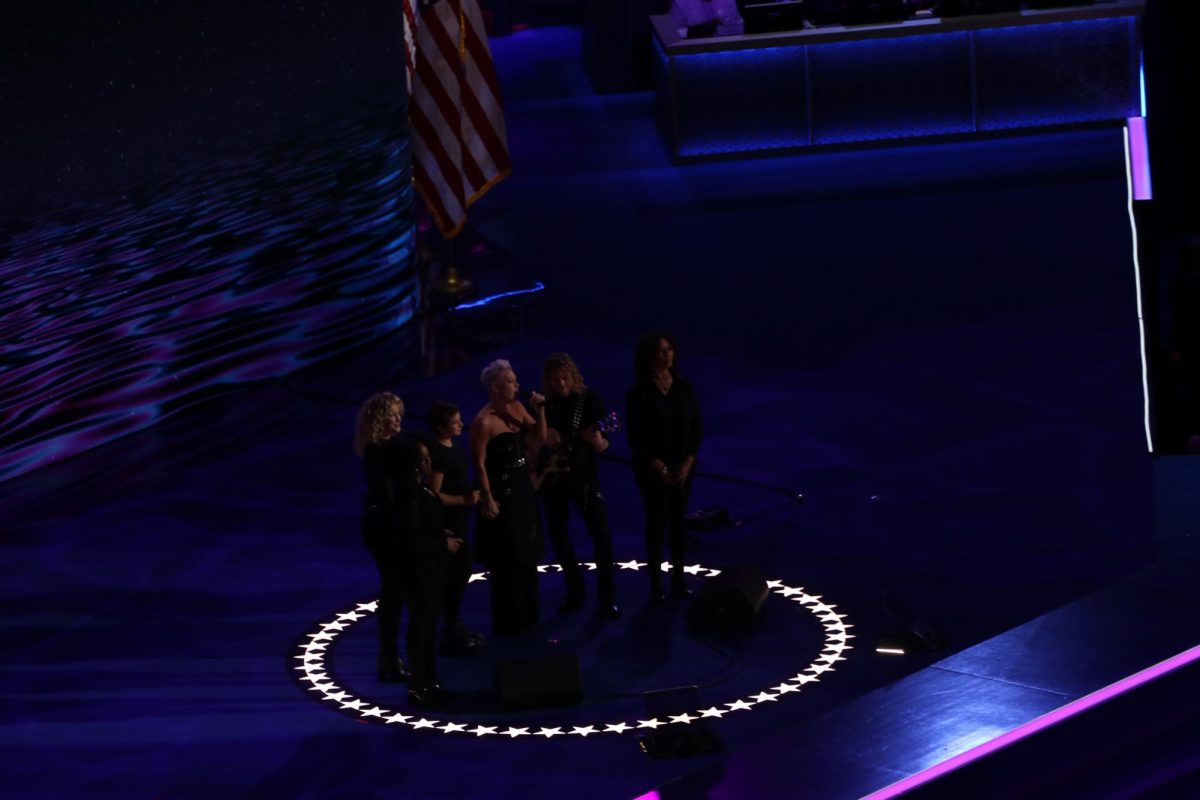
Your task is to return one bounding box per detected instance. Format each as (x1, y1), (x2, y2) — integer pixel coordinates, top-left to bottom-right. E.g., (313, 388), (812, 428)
(475, 431), (543, 635)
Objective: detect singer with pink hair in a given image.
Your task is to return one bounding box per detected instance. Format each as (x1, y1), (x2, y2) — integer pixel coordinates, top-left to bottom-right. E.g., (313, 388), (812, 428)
(470, 359), (547, 635)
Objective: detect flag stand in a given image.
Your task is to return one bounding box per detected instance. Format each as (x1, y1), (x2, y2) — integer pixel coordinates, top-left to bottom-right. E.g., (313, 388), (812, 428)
(434, 236), (475, 298)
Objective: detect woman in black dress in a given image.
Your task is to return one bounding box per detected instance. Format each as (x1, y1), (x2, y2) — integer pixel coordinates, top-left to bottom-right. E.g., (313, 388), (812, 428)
(353, 392), (409, 681)
(387, 436), (462, 707)
(626, 332), (703, 600)
(469, 359), (547, 635)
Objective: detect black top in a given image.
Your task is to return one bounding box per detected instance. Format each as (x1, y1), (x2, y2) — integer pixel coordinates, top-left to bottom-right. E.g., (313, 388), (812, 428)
(362, 437), (405, 513)
(429, 438), (471, 538)
(543, 387), (606, 485)
(625, 374), (703, 472)
(395, 483), (451, 566)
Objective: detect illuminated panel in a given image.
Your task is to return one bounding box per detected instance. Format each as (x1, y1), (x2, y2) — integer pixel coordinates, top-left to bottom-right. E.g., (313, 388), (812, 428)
(809, 31), (973, 145)
(0, 107), (417, 482)
(974, 17), (1140, 131)
(292, 561), (854, 736)
(671, 44), (810, 157)
(659, 14), (1141, 160)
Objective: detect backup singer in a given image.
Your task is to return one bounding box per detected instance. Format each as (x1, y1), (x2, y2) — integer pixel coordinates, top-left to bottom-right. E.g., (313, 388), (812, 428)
(539, 353), (619, 618)
(389, 436), (462, 707)
(353, 392), (409, 682)
(426, 401), (485, 655)
(470, 359), (547, 636)
(626, 332), (703, 600)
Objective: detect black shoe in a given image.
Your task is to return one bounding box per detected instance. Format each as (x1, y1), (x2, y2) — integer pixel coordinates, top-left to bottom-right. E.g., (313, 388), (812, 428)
(598, 602), (621, 619)
(407, 684), (445, 709)
(377, 655), (410, 682)
(441, 620), (485, 656)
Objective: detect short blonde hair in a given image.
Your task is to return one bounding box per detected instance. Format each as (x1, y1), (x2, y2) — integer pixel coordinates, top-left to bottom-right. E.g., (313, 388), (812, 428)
(480, 359), (513, 390)
(353, 392), (403, 457)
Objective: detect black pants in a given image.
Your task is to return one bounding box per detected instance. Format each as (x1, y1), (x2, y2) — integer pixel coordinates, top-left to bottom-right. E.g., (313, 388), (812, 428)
(543, 481), (615, 603)
(634, 469), (691, 578)
(442, 535), (472, 628)
(405, 568), (444, 689)
(363, 511), (404, 659)
(486, 559), (539, 636)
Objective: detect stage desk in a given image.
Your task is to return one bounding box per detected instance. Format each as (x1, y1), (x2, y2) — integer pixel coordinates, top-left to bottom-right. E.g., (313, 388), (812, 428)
(651, 1), (1144, 160)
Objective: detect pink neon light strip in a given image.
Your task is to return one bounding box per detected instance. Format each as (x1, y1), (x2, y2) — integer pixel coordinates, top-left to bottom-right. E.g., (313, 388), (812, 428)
(1127, 116), (1152, 201)
(862, 643), (1200, 799)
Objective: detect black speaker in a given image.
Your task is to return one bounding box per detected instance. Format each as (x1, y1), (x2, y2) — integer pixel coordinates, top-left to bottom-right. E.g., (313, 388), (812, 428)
(493, 653), (583, 710)
(687, 564), (769, 631)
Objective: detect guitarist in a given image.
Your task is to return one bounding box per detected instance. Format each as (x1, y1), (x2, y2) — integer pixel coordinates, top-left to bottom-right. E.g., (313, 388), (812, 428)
(539, 352), (620, 619)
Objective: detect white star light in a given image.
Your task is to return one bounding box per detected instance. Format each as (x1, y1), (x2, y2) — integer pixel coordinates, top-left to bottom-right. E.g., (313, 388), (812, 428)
(295, 570), (853, 737)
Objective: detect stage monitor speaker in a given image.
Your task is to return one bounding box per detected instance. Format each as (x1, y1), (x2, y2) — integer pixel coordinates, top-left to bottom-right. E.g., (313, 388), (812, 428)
(494, 653), (583, 710)
(687, 564), (769, 631)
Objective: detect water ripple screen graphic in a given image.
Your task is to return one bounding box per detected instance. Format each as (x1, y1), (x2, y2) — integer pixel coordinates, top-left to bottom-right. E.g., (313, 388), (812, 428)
(0, 106), (416, 483)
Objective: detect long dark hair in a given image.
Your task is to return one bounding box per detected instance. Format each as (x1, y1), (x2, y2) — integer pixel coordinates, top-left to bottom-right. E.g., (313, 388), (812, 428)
(633, 330), (678, 385)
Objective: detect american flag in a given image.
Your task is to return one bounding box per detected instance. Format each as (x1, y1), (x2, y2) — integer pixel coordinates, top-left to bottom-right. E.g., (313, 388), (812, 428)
(403, 0), (512, 239)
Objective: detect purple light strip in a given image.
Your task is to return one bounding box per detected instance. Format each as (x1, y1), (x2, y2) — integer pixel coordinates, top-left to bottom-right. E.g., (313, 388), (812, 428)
(1126, 117), (1152, 201)
(861, 643), (1200, 799)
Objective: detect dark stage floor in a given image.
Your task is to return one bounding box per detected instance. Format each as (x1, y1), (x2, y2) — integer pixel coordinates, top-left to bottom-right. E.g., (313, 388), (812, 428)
(0, 23), (1165, 800)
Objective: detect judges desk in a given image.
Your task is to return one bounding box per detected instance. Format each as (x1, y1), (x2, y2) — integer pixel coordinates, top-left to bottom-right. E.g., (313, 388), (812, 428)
(652, 1), (1144, 160)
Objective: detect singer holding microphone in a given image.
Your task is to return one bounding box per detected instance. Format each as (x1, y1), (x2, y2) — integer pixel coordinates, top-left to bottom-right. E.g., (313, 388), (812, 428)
(470, 359), (548, 636)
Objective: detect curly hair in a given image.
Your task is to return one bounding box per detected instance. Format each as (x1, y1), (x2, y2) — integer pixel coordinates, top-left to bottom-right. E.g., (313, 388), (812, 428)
(633, 330), (678, 384)
(542, 352), (586, 393)
(480, 358), (513, 390)
(353, 392), (403, 457)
